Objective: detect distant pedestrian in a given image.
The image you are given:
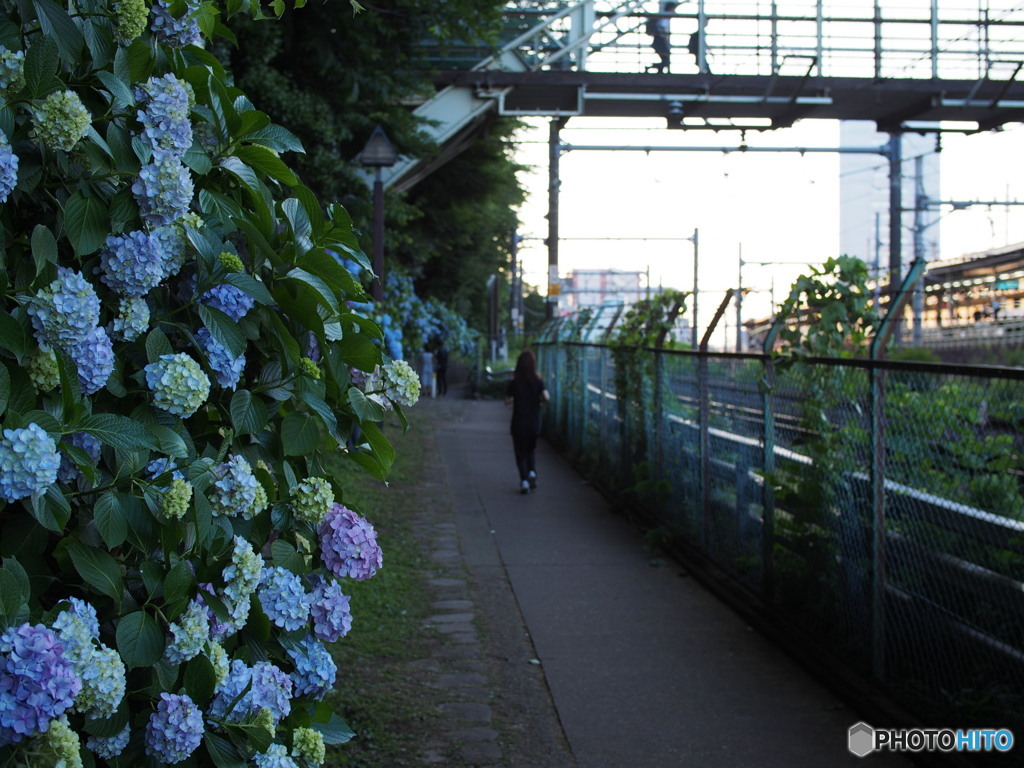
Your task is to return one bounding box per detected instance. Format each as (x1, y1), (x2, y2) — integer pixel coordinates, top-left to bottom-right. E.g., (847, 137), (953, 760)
(434, 342), (449, 396)
(992, 297), (1001, 321)
(646, 1), (677, 74)
(505, 350), (550, 495)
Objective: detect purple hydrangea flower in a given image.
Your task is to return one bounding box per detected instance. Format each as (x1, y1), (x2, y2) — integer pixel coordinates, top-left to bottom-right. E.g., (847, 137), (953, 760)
(201, 283), (254, 322)
(100, 229), (169, 298)
(27, 267), (100, 349)
(0, 128), (18, 203)
(210, 660), (291, 725)
(133, 154), (194, 227)
(0, 423), (60, 502)
(150, 0), (202, 47)
(69, 325), (114, 394)
(197, 327), (244, 390)
(318, 504), (383, 581)
(308, 577), (352, 643)
(0, 623), (81, 746)
(257, 567), (310, 632)
(145, 692), (203, 764)
(287, 635), (336, 701)
(135, 73), (193, 158)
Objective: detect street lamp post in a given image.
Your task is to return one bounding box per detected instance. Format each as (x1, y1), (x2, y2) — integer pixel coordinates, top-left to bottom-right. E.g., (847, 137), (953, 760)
(359, 125), (399, 302)
(686, 228), (699, 348)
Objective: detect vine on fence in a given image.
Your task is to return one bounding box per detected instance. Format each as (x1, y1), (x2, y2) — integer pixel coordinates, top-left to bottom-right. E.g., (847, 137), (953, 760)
(0, 1), (417, 767)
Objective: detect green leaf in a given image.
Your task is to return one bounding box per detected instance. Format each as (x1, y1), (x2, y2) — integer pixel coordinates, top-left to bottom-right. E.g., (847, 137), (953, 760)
(33, 0), (84, 66)
(30, 225), (57, 278)
(234, 144), (297, 186)
(197, 304), (246, 359)
(22, 34), (59, 98)
(229, 389), (268, 436)
(148, 424), (190, 459)
(68, 541), (124, 602)
(205, 731), (247, 768)
(0, 313), (25, 359)
(347, 387), (385, 424)
(0, 362), (9, 418)
(270, 539), (304, 573)
(183, 144), (213, 175)
(281, 412), (320, 456)
(93, 492), (128, 549)
(146, 327), (174, 362)
(95, 70), (134, 112)
(184, 654), (217, 705)
(285, 268), (338, 314)
(80, 414), (157, 451)
(2, 558), (30, 605)
(311, 710), (355, 745)
(360, 421), (395, 475)
(30, 486), (71, 533)
(298, 390), (339, 442)
(115, 610), (165, 669)
(223, 272), (274, 305)
(338, 329), (380, 373)
(0, 570), (22, 617)
(164, 562), (193, 604)
(64, 191), (109, 256)
(282, 198), (312, 254)
(240, 124), (303, 154)
(218, 156), (262, 196)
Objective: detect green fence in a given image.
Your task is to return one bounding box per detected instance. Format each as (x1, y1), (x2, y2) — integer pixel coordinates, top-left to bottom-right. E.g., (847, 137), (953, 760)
(537, 341), (1024, 735)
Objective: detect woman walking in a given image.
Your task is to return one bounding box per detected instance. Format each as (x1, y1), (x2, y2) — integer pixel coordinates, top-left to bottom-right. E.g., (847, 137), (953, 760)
(505, 350), (550, 494)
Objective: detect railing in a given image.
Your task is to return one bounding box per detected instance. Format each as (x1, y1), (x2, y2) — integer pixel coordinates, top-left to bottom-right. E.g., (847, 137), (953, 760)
(537, 340), (1024, 734)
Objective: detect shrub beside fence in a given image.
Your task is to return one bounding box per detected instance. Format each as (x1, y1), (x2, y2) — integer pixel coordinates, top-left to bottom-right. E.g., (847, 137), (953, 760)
(538, 341), (1024, 737)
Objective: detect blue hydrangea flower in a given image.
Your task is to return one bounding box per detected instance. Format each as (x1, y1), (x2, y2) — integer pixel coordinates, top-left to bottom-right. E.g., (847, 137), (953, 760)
(112, 296), (150, 341)
(144, 692), (203, 764)
(318, 504), (383, 582)
(76, 643), (126, 718)
(0, 128), (18, 203)
(0, 47), (24, 93)
(309, 577), (352, 643)
(86, 723), (130, 760)
(209, 454), (258, 518)
(205, 640), (228, 686)
(153, 211), (203, 280)
(69, 325), (114, 395)
(100, 229), (169, 298)
(150, 0), (202, 48)
(57, 431), (102, 485)
(197, 327), (244, 390)
(27, 268), (100, 349)
(133, 154), (194, 227)
(255, 743), (299, 768)
(257, 567), (310, 632)
(51, 599), (98, 667)
(135, 73), (193, 158)
(287, 636), (336, 701)
(0, 423), (60, 502)
(144, 353), (210, 418)
(32, 90), (91, 152)
(165, 599), (210, 665)
(0, 623), (81, 746)
(202, 283), (254, 322)
(210, 659), (292, 725)
(215, 536), (264, 637)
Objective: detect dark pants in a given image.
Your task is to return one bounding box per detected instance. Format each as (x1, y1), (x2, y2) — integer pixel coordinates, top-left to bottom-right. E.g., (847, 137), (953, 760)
(512, 433), (537, 481)
(436, 368), (447, 395)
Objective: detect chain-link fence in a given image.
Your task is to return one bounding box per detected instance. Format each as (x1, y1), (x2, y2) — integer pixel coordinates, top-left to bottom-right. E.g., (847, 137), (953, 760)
(537, 341), (1024, 736)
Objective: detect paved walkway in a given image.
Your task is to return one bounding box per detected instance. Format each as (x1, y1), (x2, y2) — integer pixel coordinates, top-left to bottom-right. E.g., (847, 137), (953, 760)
(433, 398), (912, 768)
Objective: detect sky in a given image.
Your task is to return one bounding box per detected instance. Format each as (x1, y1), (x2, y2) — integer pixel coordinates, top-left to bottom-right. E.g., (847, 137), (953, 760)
(512, 116), (1024, 348)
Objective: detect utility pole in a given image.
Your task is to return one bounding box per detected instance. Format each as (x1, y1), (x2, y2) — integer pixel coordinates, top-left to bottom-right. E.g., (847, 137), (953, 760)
(736, 243), (743, 352)
(687, 228), (699, 348)
(546, 117), (568, 320)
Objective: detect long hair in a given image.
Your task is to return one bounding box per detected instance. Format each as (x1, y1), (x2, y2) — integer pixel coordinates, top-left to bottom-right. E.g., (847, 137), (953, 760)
(513, 349), (539, 381)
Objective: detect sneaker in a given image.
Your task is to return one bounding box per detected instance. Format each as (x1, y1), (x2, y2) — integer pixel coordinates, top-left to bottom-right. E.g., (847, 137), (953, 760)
(527, 471), (537, 489)
(520, 480), (530, 495)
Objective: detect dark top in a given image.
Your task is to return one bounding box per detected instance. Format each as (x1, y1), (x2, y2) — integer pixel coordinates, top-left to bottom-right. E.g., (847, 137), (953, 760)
(507, 376), (546, 436)
(435, 346), (449, 371)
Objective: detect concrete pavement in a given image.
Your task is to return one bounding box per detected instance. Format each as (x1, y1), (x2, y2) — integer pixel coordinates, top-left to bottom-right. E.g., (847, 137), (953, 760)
(437, 398), (912, 768)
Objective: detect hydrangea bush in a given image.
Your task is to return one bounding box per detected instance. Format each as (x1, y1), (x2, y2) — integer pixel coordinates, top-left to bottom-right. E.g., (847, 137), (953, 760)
(0, 0), (414, 765)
